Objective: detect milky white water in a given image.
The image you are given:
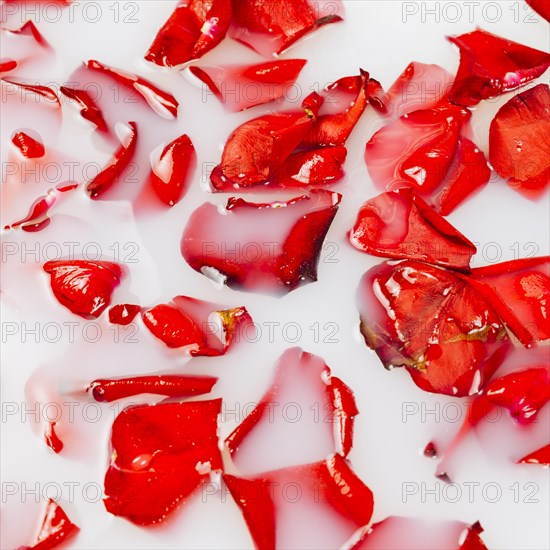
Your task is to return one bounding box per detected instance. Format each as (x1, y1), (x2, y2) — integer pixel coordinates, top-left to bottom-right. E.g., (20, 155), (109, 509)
(1, 1), (549, 549)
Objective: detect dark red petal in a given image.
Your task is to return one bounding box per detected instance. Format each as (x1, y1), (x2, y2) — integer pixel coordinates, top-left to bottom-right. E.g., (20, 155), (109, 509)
(103, 399), (222, 525)
(385, 62), (454, 117)
(43, 260), (124, 319)
(448, 28), (550, 106)
(210, 98), (318, 190)
(357, 260), (511, 396)
(459, 522), (488, 550)
(469, 256), (550, 347)
(1, 77), (60, 106)
(142, 304), (205, 350)
(145, 0), (232, 67)
(269, 146), (347, 188)
(351, 517), (484, 550)
(22, 499), (79, 550)
(85, 60), (178, 118)
(59, 86), (108, 132)
(349, 188), (477, 271)
(226, 455), (372, 549)
(88, 375), (218, 402)
(302, 70), (371, 147)
(230, 0), (343, 57)
(181, 190), (341, 293)
(365, 106), (466, 194)
(44, 422), (63, 454)
(518, 443), (550, 465)
(484, 367), (550, 424)
(85, 121), (137, 199)
(108, 304), (141, 325)
(11, 130), (45, 158)
(149, 134), (196, 206)
(526, 0), (550, 21)
(171, 295), (253, 356)
(489, 83), (549, 194)
(430, 137), (491, 216)
(226, 348), (358, 472)
(190, 59), (306, 112)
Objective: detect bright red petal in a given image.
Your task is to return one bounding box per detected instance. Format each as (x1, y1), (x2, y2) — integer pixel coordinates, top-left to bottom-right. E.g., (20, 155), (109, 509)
(181, 190), (341, 293)
(2, 77), (60, 106)
(469, 256), (550, 347)
(190, 59), (306, 111)
(447, 29), (550, 106)
(22, 499), (79, 550)
(349, 188), (477, 271)
(145, 0), (232, 67)
(518, 444), (550, 466)
(230, 0), (343, 57)
(459, 522), (488, 550)
(43, 260), (124, 319)
(108, 304), (141, 325)
(489, 83), (549, 194)
(11, 131), (45, 158)
(357, 260), (511, 396)
(85, 122), (137, 199)
(88, 375), (217, 402)
(59, 86), (108, 132)
(225, 455), (372, 550)
(149, 134), (196, 206)
(103, 399), (223, 525)
(526, 0), (550, 21)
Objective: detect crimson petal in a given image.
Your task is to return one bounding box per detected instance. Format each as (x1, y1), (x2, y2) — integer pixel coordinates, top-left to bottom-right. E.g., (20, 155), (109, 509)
(526, 0), (550, 21)
(11, 131), (45, 158)
(3, 20), (49, 47)
(225, 455), (372, 550)
(518, 444), (550, 466)
(88, 375), (218, 402)
(85, 60), (178, 118)
(181, 190), (341, 293)
(230, 0), (343, 57)
(349, 188), (477, 271)
(357, 260), (511, 396)
(190, 59), (306, 112)
(59, 86), (108, 132)
(43, 260), (124, 319)
(103, 399), (222, 525)
(2, 77), (60, 106)
(108, 304), (141, 325)
(149, 134), (196, 206)
(447, 28), (550, 106)
(85, 121), (137, 199)
(469, 256), (550, 348)
(489, 83), (549, 194)
(145, 0), (231, 67)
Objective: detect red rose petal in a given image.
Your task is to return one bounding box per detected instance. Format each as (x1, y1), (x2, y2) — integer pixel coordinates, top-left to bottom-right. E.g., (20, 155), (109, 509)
(302, 70), (372, 147)
(0, 58), (17, 72)
(108, 304), (141, 325)
(43, 260), (124, 319)
(357, 260), (511, 396)
(88, 375), (218, 402)
(44, 422), (63, 454)
(269, 146), (347, 188)
(190, 59), (307, 112)
(385, 62), (454, 118)
(230, 0), (343, 57)
(210, 95), (319, 190)
(489, 83), (549, 195)
(350, 517), (484, 550)
(469, 256), (550, 348)
(145, 0), (232, 67)
(225, 455), (372, 550)
(447, 28), (550, 106)
(20, 499), (79, 550)
(459, 521), (488, 550)
(365, 105), (468, 195)
(142, 304), (205, 350)
(11, 130), (45, 158)
(103, 399), (223, 525)
(59, 86), (109, 132)
(429, 137), (491, 216)
(85, 60), (178, 118)
(149, 134), (196, 206)
(518, 443), (550, 466)
(526, 0), (550, 21)
(3, 20), (49, 47)
(349, 188), (477, 271)
(181, 190), (341, 293)
(226, 348), (358, 472)
(1, 77), (60, 106)
(85, 121), (137, 199)
(484, 367), (550, 424)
